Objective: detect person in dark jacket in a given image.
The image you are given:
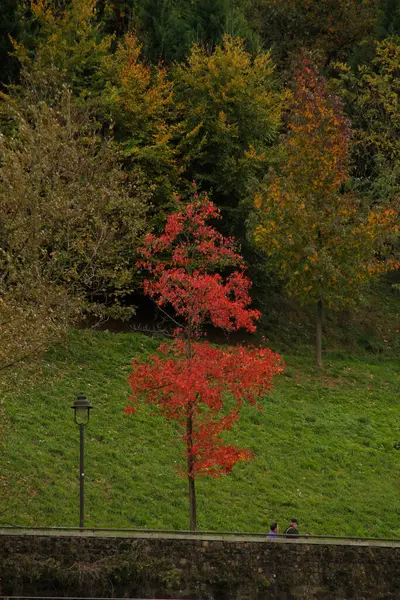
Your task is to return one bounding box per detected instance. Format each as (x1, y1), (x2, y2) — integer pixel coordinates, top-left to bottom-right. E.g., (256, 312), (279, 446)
(284, 518), (299, 538)
(266, 522), (279, 539)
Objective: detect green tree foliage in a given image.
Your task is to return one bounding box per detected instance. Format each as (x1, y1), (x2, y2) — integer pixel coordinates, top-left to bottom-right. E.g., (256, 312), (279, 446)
(336, 38), (400, 202)
(12, 0), (113, 105)
(0, 87), (148, 369)
(102, 33), (285, 238)
(247, 0), (380, 67)
(10, 2), (176, 219)
(0, 0), (398, 359)
(173, 35), (285, 239)
(102, 32), (178, 213)
(0, 0), (26, 87)
(253, 59), (399, 366)
(113, 0), (258, 63)
(377, 0), (400, 38)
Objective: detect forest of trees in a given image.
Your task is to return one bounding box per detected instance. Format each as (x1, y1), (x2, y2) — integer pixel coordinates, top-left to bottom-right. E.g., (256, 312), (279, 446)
(0, 0), (399, 368)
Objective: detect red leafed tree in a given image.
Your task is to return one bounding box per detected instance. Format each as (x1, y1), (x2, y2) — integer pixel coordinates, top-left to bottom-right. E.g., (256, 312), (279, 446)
(126, 191), (283, 530)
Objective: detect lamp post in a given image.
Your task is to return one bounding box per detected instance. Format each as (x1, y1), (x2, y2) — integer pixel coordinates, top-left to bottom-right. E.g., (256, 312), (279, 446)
(71, 394), (93, 529)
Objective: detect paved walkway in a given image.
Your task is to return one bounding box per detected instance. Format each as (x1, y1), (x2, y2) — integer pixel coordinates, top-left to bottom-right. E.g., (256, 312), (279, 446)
(1, 527), (400, 547)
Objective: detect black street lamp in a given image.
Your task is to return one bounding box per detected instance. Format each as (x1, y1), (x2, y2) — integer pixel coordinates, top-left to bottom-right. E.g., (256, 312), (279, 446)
(71, 394), (93, 528)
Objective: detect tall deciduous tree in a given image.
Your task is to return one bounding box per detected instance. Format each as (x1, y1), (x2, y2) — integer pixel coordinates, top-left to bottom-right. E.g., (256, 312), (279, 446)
(126, 192), (283, 530)
(15, 0), (114, 103)
(0, 90), (148, 371)
(172, 36), (285, 241)
(253, 58), (399, 367)
(15, 0), (179, 220)
(102, 32), (178, 213)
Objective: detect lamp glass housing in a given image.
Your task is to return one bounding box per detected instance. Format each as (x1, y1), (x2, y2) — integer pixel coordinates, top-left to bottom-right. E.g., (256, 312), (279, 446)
(72, 394), (93, 425)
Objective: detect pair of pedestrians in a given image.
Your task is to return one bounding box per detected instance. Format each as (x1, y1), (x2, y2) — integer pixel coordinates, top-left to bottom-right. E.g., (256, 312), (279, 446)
(266, 518), (299, 539)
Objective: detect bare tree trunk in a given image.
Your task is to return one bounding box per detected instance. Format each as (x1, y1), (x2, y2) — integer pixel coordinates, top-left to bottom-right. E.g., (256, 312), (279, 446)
(187, 411), (196, 531)
(185, 335), (196, 531)
(316, 298), (323, 368)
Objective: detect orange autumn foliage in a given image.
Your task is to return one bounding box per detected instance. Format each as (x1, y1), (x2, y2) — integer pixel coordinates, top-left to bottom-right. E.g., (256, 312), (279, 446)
(254, 57), (399, 311)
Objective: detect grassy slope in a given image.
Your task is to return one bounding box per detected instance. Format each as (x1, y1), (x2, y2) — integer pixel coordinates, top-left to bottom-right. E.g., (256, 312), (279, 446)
(1, 328), (399, 538)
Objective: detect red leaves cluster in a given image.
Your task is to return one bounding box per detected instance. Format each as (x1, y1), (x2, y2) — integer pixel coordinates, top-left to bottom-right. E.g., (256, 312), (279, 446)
(127, 190), (283, 488)
(138, 192), (260, 333)
(126, 339), (283, 477)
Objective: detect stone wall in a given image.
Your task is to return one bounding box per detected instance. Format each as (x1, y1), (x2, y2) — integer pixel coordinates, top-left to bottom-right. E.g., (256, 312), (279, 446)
(1, 531), (399, 599)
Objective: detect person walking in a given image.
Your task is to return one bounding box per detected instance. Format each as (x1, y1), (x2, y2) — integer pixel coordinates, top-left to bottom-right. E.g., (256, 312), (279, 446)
(266, 522), (279, 539)
(284, 518), (299, 538)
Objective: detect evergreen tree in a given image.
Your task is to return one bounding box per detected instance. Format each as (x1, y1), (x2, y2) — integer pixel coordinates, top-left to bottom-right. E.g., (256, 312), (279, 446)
(246, 0), (380, 68)
(132, 0), (257, 63)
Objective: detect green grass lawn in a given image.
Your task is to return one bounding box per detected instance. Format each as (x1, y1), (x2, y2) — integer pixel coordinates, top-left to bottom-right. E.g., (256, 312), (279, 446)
(1, 328), (399, 538)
